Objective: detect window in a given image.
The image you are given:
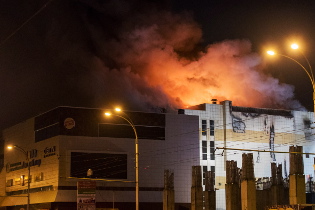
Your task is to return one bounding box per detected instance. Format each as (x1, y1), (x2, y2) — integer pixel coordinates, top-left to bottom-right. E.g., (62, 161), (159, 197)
(203, 154), (207, 160)
(211, 166), (215, 172)
(202, 120), (207, 136)
(35, 123), (60, 142)
(210, 120), (214, 136)
(6, 179), (13, 187)
(34, 172), (44, 182)
(210, 141), (215, 160)
(210, 141), (214, 147)
(210, 149), (215, 160)
(202, 141), (207, 153)
(14, 178), (21, 186)
(71, 152), (127, 179)
(202, 141), (207, 160)
(26, 175), (32, 184)
(20, 175), (25, 186)
(99, 124), (165, 140)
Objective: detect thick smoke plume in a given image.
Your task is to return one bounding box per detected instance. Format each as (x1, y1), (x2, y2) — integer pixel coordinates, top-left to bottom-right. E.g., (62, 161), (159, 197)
(68, 0), (302, 111)
(18, 0), (305, 112)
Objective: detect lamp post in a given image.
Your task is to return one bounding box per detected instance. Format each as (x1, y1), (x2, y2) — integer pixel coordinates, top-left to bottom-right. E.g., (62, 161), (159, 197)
(267, 44), (315, 120)
(105, 108), (139, 210)
(7, 145), (30, 210)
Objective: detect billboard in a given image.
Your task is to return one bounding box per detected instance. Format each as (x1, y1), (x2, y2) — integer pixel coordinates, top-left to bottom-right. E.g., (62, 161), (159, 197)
(77, 181), (96, 210)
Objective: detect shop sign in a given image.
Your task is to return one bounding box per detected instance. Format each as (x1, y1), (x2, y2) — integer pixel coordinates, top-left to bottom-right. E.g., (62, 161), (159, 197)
(44, 146), (56, 158)
(77, 181), (96, 210)
(6, 159), (41, 173)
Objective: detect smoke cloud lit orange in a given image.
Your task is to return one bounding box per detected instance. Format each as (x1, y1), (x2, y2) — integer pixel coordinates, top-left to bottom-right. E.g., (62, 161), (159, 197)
(49, 4), (302, 111)
(84, 10), (302, 111)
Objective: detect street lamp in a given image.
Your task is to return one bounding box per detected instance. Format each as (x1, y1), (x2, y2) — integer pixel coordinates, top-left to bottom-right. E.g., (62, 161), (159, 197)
(105, 108), (139, 210)
(7, 145), (30, 210)
(267, 45), (315, 119)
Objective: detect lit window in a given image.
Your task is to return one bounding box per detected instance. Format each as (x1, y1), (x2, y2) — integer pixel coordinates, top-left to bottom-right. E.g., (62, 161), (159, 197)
(20, 175), (25, 186)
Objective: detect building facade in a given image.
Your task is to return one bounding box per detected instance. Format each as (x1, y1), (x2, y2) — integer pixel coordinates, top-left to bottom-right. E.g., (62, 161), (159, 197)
(0, 106), (199, 210)
(182, 100), (315, 210)
(0, 101), (314, 210)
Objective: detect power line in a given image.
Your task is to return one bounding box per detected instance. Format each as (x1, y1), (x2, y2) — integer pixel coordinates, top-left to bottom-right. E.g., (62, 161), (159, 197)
(0, 0), (54, 48)
(216, 147), (315, 155)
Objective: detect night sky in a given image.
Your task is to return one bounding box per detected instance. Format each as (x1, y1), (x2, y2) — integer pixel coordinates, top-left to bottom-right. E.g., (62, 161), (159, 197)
(1, 0), (315, 131)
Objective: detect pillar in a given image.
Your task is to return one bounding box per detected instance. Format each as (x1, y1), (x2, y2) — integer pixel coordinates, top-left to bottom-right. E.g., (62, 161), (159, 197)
(289, 146), (306, 205)
(225, 160), (241, 210)
(241, 153), (256, 210)
(163, 169), (175, 210)
(191, 166), (203, 210)
(204, 171), (216, 210)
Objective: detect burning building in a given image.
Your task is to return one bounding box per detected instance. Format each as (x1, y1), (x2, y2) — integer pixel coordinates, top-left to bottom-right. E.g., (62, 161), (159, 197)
(0, 100), (314, 210)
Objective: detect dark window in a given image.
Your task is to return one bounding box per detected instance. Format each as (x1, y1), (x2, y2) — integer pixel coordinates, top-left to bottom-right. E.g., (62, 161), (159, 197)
(35, 124), (60, 142)
(210, 141), (215, 160)
(202, 141), (207, 147)
(99, 124), (165, 140)
(34, 107), (166, 141)
(211, 166), (215, 172)
(6, 179), (13, 187)
(210, 141), (215, 147)
(202, 141), (207, 160)
(210, 120), (214, 136)
(71, 152), (127, 179)
(202, 120), (207, 136)
(203, 154), (207, 160)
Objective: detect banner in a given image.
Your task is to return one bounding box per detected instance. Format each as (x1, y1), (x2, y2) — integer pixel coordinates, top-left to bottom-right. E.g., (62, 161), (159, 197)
(77, 181), (96, 210)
